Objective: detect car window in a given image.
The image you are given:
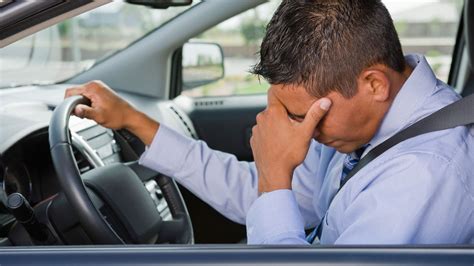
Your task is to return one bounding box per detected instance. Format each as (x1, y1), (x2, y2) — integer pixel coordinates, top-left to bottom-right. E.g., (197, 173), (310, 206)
(0, 1), (199, 89)
(181, 0), (463, 98)
(181, 1), (278, 97)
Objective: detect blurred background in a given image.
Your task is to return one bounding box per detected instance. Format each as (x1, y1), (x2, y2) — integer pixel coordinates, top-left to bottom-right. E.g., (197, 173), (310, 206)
(0, 0), (464, 97)
(185, 0), (464, 96)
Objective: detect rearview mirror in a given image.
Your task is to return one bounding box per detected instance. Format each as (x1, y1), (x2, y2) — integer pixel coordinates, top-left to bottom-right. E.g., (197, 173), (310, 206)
(182, 42), (225, 90)
(125, 0), (192, 9)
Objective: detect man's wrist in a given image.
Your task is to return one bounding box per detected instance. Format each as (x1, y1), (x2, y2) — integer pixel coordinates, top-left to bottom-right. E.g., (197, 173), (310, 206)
(124, 109), (160, 145)
(258, 171), (292, 194)
(259, 184), (292, 194)
(123, 106), (142, 129)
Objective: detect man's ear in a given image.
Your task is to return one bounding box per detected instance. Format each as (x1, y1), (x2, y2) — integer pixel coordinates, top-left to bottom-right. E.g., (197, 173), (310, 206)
(359, 66), (390, 102)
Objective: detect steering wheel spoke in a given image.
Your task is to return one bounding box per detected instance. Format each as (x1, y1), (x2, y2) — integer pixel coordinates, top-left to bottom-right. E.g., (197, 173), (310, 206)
(49, 96), (193, 245)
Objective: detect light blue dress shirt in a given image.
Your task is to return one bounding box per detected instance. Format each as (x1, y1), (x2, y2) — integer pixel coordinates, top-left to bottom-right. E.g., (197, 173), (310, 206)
(139, 54), (474, 245)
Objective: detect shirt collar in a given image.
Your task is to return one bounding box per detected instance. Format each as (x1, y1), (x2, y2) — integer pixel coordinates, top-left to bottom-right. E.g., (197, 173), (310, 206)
(363, 54), (438, 154)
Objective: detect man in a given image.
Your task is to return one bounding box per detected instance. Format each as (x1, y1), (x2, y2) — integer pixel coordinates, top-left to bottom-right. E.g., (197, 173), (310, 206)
(65, 0), (473, 244)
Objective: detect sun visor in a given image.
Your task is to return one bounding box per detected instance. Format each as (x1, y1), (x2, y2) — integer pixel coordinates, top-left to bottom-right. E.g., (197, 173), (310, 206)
(0, 0), (111, 48)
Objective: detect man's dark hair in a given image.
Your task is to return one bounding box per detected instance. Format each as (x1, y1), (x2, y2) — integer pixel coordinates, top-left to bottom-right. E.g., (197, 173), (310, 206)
(252, 0), (405, 98)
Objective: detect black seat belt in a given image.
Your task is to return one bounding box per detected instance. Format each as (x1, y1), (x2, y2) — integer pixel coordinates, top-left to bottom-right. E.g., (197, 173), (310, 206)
(340, 93), (474, 190)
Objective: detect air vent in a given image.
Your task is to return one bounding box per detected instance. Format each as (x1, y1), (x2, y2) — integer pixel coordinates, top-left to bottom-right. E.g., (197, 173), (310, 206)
(194, 99), (224, 107)
(169, 106), (197, 139)
(75, 124), (122, 165)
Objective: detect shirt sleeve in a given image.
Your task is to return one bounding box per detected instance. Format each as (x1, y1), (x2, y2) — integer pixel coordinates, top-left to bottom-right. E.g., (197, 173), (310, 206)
(139, 124), (259, 224)
(246, 189), (309, 244)
(139, 124), (324, 231)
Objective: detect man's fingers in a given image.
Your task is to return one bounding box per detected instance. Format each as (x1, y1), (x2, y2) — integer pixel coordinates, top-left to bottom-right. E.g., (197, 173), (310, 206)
(64, 86), (86, 98)
(301, 98), (331, 134)
(267, 87), (284, 107)
(266, 87), (287, 117)
(267, 88), (278, 105)
(65, 81), (103, 99)
(74, 104), (98, 120)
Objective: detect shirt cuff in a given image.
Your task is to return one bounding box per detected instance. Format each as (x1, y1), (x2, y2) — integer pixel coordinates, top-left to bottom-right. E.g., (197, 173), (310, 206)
(138, 124), (194, 177)
(246, 189), (306, 244)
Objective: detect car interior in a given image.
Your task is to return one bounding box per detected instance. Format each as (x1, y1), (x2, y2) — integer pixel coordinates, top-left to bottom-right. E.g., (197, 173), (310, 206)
(0, 0), (472, 251)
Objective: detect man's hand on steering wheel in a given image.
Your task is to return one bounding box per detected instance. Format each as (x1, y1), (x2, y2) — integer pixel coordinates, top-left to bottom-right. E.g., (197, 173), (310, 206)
(56, 83), (193, 244)
(65, 80), (159, 145)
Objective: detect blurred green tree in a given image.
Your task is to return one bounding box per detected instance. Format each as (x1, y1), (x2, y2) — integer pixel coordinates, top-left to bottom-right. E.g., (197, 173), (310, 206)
(240, 10), (266, 45)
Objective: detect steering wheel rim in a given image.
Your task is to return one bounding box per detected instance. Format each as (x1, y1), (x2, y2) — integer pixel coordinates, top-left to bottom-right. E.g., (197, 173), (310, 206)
(49, 96), (193, 244)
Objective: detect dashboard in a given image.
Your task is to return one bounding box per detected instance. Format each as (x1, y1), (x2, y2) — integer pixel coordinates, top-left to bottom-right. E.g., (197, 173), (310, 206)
(0, 117), (125, 206)
(0, 84), (198, 242)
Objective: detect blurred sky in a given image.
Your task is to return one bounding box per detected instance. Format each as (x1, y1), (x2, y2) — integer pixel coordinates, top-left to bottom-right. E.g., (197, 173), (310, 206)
(384, 0), (439, 12)
(218, 0), (442, 29)
(92, 0), (441, 15)
(91, 0), (454, 29)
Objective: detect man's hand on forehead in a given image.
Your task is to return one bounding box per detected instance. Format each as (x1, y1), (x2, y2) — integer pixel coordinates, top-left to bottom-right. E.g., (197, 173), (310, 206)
(250, 88), (331, 193)
(266, 87), (286, 110)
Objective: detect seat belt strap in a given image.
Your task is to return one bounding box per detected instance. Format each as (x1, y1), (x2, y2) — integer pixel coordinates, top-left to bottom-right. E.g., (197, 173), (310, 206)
(340, 93), (474, 190)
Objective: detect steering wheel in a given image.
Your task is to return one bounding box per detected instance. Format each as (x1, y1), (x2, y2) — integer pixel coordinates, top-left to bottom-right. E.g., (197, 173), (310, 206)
(49, 96), (193, 244)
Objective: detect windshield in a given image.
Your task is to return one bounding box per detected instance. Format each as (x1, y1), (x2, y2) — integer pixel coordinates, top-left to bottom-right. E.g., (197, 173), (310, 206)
(0, 1), (197, 89)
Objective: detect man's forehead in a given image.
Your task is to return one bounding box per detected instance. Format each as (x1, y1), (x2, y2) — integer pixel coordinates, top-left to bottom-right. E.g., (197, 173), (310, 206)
(272, 84), (317, 117)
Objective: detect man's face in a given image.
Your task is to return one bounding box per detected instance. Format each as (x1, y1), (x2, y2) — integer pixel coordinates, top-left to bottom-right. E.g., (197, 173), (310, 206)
(272, 83), (378, 153)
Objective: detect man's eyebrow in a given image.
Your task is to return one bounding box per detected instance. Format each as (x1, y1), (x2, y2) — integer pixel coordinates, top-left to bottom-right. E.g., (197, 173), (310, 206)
(287, 111), (306, 120)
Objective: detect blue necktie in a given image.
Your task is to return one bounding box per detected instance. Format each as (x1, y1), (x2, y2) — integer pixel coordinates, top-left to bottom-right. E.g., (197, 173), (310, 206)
(340, 145), (367, 186)
(306, 145), (368, 244)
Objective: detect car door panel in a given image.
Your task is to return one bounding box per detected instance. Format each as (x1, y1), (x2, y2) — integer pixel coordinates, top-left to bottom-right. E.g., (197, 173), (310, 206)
(177, 94), (267, 162)
(173, 94), (265, 243)
(0, 246), (472, 265)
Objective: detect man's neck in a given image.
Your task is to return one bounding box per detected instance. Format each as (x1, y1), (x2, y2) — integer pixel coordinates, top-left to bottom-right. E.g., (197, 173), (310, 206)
(389, 63), (414, 101)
